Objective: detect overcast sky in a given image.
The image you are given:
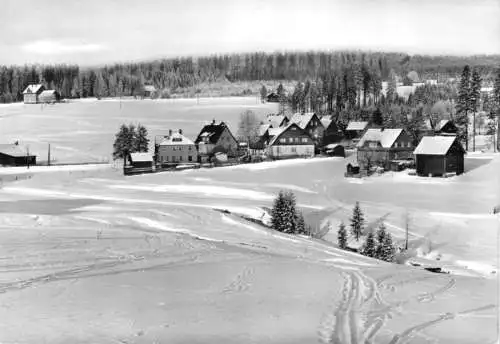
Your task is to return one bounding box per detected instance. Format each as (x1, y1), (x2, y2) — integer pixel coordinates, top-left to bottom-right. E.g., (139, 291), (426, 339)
(1, 0), (499, 66)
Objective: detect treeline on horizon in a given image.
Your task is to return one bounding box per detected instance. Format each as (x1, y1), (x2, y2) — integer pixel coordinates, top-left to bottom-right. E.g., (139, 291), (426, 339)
(0, 50), (499, 103)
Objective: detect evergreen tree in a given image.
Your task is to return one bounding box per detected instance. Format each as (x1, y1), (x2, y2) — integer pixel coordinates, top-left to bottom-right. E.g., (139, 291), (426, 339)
(470, 70), (482, 151)
(271, 191), (287, 233)
(372, 108), (384, 126)
(337, 221), (347, 249)
(350, 201), (365, 241)
(456, 65), (472, 150)
(361, 230), (376, 258)
(260, 85), (267, 103)
(381, 233), (396, 262)
(112, 124), (136, 161)
(295, 212), (306, 235)
(135, 124), (149, 152)
(277, 83), (286, 115)
(375, 223), (387, 259)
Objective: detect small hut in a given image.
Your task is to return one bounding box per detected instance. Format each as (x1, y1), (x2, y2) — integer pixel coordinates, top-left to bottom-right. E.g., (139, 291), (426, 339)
(38, 90), (59, 104)
(413, 136), (465, 177)
(324, 144), (345, 157)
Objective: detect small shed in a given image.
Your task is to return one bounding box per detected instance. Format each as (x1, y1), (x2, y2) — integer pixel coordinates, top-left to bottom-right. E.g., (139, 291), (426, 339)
(266, 92), (280, 102)
(346, 162), (360, 175)
(324, 144), (345, 157)
(128, 152), (153, 169)
(39, 90), (59, 103)
(143, 85), (156, 98)
(0, 144), (36, 166)
(413, 136), (465, 177)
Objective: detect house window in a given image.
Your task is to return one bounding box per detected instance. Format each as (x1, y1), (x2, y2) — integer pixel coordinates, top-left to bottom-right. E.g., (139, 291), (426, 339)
(188, 156), (192, 162)
(288, 137), (293, 143)
(302, 138), (308, 143)
(160, 156), (164, 162)
(407, 142), (411, 147)
(280, 138), (286, 143)
(291, 147), (297, 153)
(180, 156), (183, 161)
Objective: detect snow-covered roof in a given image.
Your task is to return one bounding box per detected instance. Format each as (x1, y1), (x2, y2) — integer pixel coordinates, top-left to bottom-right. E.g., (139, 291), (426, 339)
(159, 132), (195, 146)
(268, 115), (286, 128)
(0, 144), (31, 157)
(321, 118), (332, 129)
(413, 136), (462, 155)
(23, 84), (44, 94)
(357, 129), (404, 148)
(325, 143), (343, 149)
(268, 128), (282, 137)
(346, 121), (368, 131)
(40, 90), (56, 96)
(290, 112), (316, 130)
(268, 123), (310, 146)
(435, 119), (450, 132)
(130, 152), (153, 162)
(258, 124), (271, 136)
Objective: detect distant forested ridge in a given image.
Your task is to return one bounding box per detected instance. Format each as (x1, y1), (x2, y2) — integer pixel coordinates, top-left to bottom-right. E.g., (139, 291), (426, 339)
(0, 51), (499, 103)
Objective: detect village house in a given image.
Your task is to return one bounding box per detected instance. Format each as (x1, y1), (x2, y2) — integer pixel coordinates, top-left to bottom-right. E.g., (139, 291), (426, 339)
(289, 112), (324, 149)
(356, 128), (413, 170)
(346, 121), (369, 140)
(22, 84), (45, 104)
(0, 143), (36, 166)
(250, 123), (272, 152)
(266, 122), (315, 159)
(155, 129), (198, 166)
(194, 120), (238, 162)
(413, 136), (465, 177)
(321, 117), (343, 146)
(39, 90), (59, 104)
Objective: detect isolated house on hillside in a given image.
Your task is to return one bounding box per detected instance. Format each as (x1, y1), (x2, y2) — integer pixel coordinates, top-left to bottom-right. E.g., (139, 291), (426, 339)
(155, 129), (197, 166)
(356, 128), (413, 170)
(321, 118), (343, 146)
(39, 90), (59, 103)
(290, 112), (324, 148)
(414, 136), (465, 176)
(0, 143), (36, 166)
(23, 84), (45, 104)
(195, 120), (238, 160)
(267, 122), (315, 159)
(346, 121), (369, 140)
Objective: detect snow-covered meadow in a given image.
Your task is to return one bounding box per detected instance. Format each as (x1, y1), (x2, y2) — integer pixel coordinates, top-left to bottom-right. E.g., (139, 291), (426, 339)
(0, 151), (498, 343)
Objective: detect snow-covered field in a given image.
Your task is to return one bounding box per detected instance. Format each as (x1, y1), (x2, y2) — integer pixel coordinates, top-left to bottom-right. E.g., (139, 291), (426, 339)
(0, 98), (499, 343)
(0, 149), (498, 343)
(0, 97), (277, 164)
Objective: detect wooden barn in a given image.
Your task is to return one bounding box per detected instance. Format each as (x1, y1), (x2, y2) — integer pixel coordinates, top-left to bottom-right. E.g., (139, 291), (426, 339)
(39, 90), (59, 103)
(356, 128), (413, 170)
(23, 84), (45, 104)
(125, 152), (153, 175)
(0, 144), (36, 166)
(413, 136), (465, 177)
(267, 123), (315, 159)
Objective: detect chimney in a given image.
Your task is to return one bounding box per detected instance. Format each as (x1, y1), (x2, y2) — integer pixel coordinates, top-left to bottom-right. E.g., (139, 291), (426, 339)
(212, 119), (216, 125)
(168, 129), (172, 136)
(179, 129), (183, 135)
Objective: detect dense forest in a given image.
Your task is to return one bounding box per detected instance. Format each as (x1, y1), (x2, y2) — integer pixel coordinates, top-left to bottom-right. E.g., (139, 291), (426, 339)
(0, 51), (499, 103)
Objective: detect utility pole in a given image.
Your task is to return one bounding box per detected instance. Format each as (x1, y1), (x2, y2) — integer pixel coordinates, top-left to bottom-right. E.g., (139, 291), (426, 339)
(48, 143), (51, 166)
(405, 210), (409, 250)
(26, 145), (30, 169)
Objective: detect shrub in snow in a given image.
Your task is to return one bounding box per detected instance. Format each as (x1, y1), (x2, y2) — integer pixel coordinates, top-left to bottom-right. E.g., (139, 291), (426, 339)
(350, 201), (365, 241)
(337, 221), (347, 249)
(381, 233), (396, 262)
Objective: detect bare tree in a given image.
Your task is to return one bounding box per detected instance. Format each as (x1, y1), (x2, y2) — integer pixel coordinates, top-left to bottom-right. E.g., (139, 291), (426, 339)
(237, 110), (261, 146)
